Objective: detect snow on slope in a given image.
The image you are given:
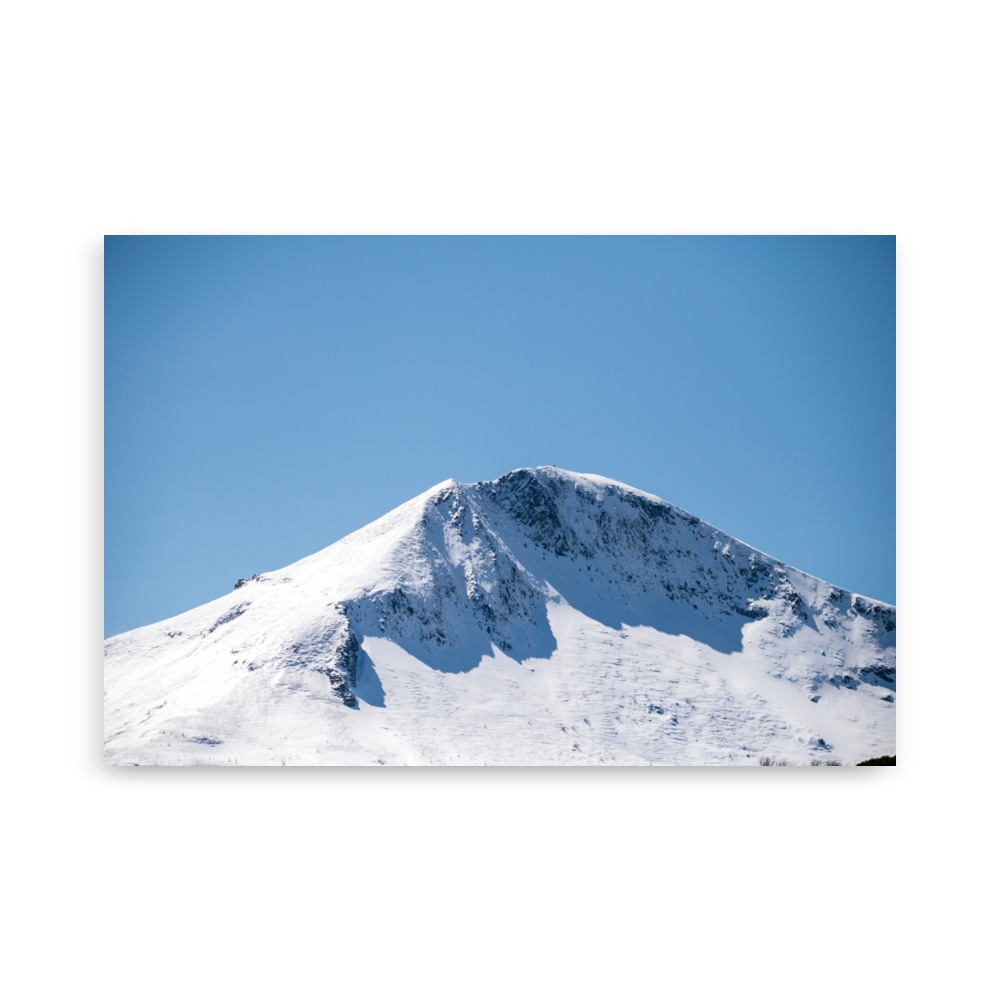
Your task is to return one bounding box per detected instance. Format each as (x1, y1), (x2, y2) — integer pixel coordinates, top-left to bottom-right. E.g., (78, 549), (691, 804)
(104, 467), (896, 765)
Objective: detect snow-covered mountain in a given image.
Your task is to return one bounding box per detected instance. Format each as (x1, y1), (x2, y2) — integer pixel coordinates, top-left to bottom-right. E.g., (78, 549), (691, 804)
(104, 467), (896, 765)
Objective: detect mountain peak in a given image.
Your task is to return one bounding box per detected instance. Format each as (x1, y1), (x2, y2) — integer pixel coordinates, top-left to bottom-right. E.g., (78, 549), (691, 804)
(105, 467), (895, 766)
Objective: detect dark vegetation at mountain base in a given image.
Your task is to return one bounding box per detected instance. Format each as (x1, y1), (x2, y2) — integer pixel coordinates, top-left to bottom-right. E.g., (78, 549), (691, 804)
(759, 756), (896, 765)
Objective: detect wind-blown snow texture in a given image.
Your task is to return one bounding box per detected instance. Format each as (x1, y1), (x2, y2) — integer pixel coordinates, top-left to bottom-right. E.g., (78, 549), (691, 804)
(105, 468), (895, 765)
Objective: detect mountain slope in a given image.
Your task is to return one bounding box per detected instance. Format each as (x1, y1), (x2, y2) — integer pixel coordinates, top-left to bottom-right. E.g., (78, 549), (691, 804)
(104, 467), (896, 765)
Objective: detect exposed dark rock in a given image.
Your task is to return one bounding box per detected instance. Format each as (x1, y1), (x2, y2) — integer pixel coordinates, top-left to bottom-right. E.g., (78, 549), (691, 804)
(207, 603), (250, 634)
(324, 629), (359, 708)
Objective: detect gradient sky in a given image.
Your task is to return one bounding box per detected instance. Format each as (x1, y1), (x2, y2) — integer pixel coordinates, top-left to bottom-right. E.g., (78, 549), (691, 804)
(105, 236), (895, 637)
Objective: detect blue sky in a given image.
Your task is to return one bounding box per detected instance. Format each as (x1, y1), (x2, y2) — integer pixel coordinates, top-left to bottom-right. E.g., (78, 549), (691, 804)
(105, 236), (895, 637)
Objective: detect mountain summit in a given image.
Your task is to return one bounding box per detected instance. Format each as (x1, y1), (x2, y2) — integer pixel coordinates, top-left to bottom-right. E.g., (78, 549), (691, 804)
(105, 467), (896, 765)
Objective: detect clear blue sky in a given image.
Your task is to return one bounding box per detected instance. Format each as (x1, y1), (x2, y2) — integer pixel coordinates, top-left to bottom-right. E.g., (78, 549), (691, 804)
(105, 236), (895, 637)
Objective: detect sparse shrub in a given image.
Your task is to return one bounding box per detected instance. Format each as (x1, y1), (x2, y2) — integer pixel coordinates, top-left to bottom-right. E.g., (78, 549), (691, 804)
(856, 755), (896, 766)
(759, 756), (789, 766)
(810, 759), (822, 766)
(824, 760), (842, 766)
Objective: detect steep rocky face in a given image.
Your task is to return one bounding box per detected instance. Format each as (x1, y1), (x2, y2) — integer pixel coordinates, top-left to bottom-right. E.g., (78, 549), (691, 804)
(322, 467), (895, 699)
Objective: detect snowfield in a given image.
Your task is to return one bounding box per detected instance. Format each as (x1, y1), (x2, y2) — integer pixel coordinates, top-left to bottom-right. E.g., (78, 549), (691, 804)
(105, 467), (895, 765)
